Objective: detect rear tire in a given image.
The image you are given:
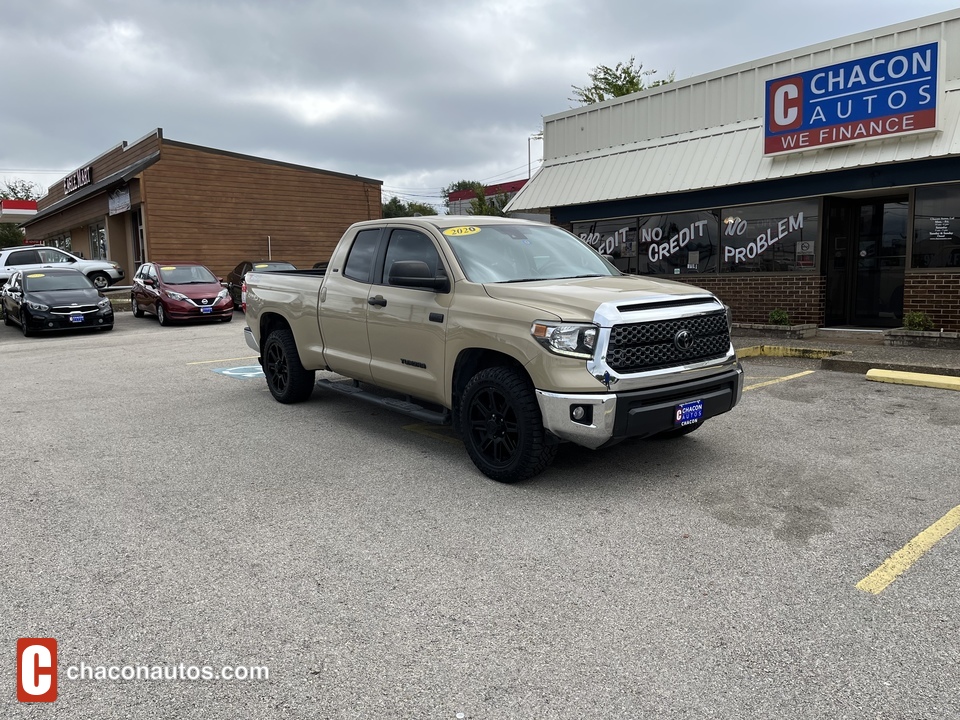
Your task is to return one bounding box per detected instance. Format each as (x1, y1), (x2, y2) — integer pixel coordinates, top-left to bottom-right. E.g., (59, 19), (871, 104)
(460, 366), (556, 483)
(263, 329), (315, 403)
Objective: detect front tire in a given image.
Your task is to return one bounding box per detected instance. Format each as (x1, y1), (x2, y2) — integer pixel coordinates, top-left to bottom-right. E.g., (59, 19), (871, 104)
(460, 366), (557, 483)
(20, 310), (32, 337)
(156, 302), (170, 326)
(263, 329), (315, 403)
(132, 296), (144, 318)
(2, 306), (11, 326)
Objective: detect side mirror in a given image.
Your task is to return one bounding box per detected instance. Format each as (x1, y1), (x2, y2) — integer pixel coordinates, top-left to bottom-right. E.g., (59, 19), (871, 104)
(143, 278), (156, 287)
(388, 260), (450, 293)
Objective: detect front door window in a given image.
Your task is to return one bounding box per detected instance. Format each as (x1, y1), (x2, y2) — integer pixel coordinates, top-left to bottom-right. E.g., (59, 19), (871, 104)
(824, 198), (907, 327)
(89, 221), (107, 260)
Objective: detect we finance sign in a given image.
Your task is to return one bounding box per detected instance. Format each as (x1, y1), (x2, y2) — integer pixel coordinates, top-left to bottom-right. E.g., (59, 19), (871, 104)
(764, 42), (938, 155)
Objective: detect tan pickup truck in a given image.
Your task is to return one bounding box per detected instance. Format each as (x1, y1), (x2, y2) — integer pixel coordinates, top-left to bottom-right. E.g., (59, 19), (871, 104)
(243, 216), (743, 482)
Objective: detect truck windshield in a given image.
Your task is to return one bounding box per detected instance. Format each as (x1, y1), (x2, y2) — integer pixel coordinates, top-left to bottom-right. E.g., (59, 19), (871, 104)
(442, 224), (620, 283)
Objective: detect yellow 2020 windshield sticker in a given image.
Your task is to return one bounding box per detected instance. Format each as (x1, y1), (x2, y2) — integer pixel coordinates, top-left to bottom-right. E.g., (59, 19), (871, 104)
(27, 273), (45, 278)
(443, 226), (481, 237)
(160, 266), (176, 270)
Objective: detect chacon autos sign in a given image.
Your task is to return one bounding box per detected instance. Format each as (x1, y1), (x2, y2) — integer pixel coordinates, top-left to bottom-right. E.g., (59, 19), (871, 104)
(764, 42), (938, 155)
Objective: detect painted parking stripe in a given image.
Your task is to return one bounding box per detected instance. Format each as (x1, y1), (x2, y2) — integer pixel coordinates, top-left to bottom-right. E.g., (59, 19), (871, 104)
(188, 355), (259, 365)
(857, 505), (960, 595)
(743, 369), (815, 391)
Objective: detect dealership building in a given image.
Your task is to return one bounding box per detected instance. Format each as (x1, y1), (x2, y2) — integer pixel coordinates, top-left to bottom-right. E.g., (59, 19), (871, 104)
(507, 10), (960, 332)
(21, 129), (382, 282)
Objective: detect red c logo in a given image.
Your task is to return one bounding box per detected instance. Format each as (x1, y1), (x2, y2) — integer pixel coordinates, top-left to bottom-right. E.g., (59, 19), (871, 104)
(768, 78), (803, 132)
(16, 638), (57, 702)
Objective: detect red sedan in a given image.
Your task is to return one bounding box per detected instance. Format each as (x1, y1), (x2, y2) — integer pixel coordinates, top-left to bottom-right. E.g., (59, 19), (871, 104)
(131, 262), (233, 325)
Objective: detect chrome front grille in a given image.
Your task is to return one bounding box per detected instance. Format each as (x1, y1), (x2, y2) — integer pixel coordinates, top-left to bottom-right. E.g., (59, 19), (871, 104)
(607, 310), (730, 373)
(51, 305), (98, 314)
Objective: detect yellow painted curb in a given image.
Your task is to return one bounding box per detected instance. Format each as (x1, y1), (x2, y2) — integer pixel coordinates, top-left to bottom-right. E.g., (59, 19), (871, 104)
(736, 345), (847, 360)
(865, 369), (960, 391)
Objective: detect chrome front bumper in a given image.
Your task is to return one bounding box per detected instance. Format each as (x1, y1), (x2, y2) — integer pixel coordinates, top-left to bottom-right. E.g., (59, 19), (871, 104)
(536, 363), (744, 449)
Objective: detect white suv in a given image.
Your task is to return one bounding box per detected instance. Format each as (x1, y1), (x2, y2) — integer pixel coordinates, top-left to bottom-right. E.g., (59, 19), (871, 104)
(0, 246), (124, 289)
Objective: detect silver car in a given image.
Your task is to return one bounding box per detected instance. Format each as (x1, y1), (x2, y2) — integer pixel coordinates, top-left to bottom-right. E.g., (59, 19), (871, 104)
(0, 245), (124, 289)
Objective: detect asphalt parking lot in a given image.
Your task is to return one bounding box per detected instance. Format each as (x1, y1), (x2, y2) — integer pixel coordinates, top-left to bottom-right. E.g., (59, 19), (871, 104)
(3, 312), (958, 719)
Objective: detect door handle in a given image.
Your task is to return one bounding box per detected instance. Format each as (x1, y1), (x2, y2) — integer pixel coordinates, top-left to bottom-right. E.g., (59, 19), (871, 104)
(367, 295), (387, 307)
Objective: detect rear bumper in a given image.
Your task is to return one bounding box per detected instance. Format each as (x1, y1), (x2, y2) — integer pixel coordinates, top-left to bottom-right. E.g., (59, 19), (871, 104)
(536, 364), (744, 449)
(244, 326), (259, 353)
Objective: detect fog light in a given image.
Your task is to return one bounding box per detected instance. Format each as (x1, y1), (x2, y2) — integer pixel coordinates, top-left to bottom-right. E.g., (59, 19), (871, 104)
(570, 405), (592, 425)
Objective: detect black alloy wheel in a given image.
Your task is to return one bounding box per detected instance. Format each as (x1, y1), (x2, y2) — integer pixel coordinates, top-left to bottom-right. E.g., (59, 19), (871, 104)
(460, 366), (557, 483)
(262, 329), (315, 404)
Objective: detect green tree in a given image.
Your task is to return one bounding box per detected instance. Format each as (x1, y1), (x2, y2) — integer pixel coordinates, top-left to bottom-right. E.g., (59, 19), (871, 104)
(441, 180), (484, 213)
(0, 179), (42, 247)
(570, 56), (674, 105)
(469, 190), (510, 217)
(382, 196), (437, 218)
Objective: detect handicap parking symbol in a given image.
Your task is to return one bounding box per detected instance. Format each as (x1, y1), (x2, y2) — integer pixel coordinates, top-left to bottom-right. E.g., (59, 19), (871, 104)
(212, 365), (264, 379)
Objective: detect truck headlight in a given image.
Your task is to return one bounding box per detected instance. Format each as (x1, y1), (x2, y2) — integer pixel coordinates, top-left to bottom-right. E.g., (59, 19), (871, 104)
(531, 321), (598, 359)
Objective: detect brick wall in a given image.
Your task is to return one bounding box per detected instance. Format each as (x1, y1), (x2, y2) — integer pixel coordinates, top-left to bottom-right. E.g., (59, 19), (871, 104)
(904, 273), (960, 332)
(673, 275), (826, 327)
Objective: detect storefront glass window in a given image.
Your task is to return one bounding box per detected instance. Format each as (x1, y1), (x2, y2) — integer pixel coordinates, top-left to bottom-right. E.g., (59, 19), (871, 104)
(913, 184), (960, 269)
(572, 218), (639, 274)
(636, 212), (719, 275)
(720, 200), (819, 273)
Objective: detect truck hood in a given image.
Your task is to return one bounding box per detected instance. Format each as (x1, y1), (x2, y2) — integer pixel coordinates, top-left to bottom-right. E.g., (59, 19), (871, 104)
(482, 275), (715, 322)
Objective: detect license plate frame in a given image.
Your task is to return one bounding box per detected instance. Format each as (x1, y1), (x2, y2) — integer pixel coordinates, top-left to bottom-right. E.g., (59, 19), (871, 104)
(675, 399), (703, 427)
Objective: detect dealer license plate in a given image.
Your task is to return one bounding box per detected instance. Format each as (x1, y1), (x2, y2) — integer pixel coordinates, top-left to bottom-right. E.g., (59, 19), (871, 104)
(675, 399), (703, 427)
(69, 314), (84, 324)
(201, 307), (212, 314)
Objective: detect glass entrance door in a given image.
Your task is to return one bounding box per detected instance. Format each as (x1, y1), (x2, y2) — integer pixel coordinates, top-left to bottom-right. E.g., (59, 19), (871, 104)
(824, 198), (907, 327)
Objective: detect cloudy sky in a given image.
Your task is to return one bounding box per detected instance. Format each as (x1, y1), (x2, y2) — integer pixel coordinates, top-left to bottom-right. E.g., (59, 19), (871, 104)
(2, 0), (959, 212)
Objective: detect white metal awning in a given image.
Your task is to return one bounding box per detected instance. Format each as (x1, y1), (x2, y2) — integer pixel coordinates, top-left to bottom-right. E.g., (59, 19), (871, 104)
(507, 89), (960, 213)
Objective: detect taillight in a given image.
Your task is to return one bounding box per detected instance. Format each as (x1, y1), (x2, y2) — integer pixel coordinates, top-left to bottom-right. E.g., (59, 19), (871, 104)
(241, 280), (247, 312)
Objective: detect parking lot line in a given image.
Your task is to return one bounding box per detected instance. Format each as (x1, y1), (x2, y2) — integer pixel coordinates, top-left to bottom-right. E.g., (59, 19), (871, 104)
(743, 369), (815, 391)
(187, 355), (259, 365)
(856, 504), (960, 595)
